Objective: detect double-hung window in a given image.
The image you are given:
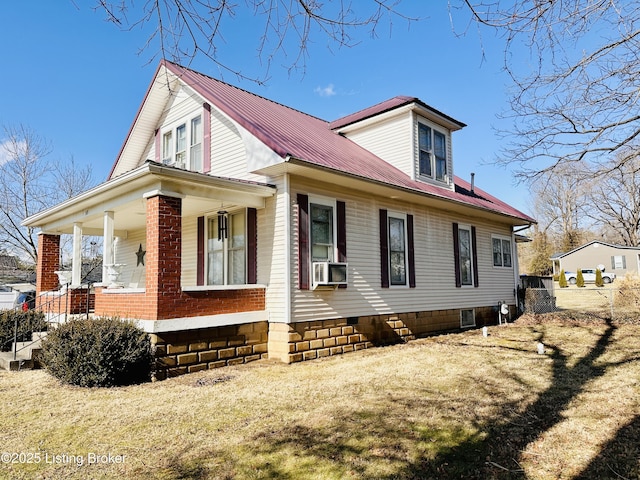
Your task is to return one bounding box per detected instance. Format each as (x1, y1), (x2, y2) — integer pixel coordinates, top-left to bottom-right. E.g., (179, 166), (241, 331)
(453, 223), (478, 288)
(310, 203), (334, 262)
(492, 236), (513, 268)
(388, 214), (407, 286)
(161, 114), (203, 171)
(207, 210), (246, 285)
(418, 123), (447, 182)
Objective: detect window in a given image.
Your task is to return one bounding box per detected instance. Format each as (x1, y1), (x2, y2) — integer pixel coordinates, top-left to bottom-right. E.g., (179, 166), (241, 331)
(310, 203), (334, 262)
(297, 194), (347, 290)
(460, 309), (475, 328)
(611, 255), (626, 269)
(207, 210), (246, 285)
(161, 114), (203, 171)
(379, 210), (415, 288)
(418, 123), (448, 182)
(492, 236), (513, 267)
(453, 223), (478, 288)
(389, 215), (407, 286)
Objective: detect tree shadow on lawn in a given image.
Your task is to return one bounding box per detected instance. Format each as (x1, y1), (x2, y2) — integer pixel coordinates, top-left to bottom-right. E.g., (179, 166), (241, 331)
(160, 319), (638, 480)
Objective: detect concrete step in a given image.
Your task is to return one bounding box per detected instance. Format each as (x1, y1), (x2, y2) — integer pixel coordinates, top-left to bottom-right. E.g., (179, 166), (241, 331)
(0, 351), (35, 371)
(0, 332), (48, 371)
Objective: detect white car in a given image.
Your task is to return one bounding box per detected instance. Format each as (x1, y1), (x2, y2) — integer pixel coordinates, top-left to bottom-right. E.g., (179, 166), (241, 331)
(565, 269), (615, 284)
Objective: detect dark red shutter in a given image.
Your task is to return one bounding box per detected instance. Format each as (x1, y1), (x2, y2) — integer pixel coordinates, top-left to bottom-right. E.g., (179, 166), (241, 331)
(203, 103), (211, 173)
(453, 223), (461, 288)
(380, 209), (389, 288)
(247, 208), (257, 284)
(471, 226), (479, 288)
(197, 216), (205, 286)
(407, 214), (416, 288)
(298, 194), (310, 290)
(337, 200), (347, 289)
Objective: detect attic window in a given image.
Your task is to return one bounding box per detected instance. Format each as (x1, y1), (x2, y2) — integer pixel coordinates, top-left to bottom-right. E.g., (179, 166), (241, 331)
(418, 123), (447, 182)
(161, 114), (203, 171)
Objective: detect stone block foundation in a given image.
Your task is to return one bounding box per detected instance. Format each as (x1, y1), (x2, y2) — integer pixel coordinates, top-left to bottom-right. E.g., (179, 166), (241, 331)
(151, 321), (269, 380)
(269, 305), (505, 364)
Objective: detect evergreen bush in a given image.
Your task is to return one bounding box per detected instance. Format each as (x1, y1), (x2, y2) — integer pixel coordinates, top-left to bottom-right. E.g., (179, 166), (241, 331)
(41, 317), (152, 387)
(0, 310), (47, 352)
(577, 269), (585, 287)
(595, 269), (604, 287)
(559, 270), (568, 288)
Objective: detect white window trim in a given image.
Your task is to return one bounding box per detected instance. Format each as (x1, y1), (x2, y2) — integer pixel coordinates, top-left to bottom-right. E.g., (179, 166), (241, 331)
(387, 211), (409, 288)
(308, 195), (338, 262)
(205, 208), (248, 286)
(491, 234), (514, 269)
(458, 223), (475, 288)
(160, 111), (203, 171)
(416, 117), (450, 185)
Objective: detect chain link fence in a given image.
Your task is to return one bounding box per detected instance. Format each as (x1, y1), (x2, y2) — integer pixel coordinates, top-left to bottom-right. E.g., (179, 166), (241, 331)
(523, 285), (640, 322)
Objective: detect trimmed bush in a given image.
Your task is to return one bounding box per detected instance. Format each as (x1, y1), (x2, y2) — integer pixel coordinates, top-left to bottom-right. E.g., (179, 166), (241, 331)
(559, 270), (568, 288)
(595, 268), (604, 287)
(0, 310), (47, 352)
(41, 317), (152, 387)
(577, 269), (585, 287)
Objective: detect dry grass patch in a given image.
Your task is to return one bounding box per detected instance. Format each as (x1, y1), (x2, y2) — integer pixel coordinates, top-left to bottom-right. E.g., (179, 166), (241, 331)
(1, 316), (639, 479)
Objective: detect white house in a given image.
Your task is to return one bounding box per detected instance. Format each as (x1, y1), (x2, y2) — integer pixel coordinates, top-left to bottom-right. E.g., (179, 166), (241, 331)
(24, 60), (536, 379)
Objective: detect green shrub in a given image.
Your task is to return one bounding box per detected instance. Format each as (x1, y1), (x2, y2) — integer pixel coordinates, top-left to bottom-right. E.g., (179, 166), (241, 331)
(0, 310), (47, 352)
(41, 317), (152, 387)
(559, 270), (568, 288)
(595, 269), (604, 287)
(577, 269), (585, 287)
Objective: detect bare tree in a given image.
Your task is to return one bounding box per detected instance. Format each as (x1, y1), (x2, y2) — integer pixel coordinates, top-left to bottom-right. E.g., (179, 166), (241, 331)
(0, 124), (94, 264)
(94, 0), (415, 80)
(529, 166), (591, 252)
(460, 1), (640, 180)
(585, 152), (640, 246)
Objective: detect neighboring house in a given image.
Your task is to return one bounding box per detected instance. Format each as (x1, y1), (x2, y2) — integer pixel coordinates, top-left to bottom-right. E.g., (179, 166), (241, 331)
(23, 61), (535, 379)
(551, 240), (640, 278)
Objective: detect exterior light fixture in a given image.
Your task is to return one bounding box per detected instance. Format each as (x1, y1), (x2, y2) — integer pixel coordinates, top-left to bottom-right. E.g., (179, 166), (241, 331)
(217, 210), (228, 240)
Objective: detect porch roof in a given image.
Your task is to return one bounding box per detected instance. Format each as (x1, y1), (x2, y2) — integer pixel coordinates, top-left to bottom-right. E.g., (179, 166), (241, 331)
(22, 162), (276, 235)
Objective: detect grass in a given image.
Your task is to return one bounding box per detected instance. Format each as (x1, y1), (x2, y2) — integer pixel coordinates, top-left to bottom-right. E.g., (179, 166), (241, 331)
(1, 314), (639, 479)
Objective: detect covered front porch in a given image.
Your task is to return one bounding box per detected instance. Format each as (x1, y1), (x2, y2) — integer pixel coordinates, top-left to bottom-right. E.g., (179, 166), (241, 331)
(25, 162), (276, 327)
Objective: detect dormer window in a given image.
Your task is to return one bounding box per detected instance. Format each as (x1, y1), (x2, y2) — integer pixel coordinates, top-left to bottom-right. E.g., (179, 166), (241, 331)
(161, 114), (203, 171)
(418, 123), (447, 182)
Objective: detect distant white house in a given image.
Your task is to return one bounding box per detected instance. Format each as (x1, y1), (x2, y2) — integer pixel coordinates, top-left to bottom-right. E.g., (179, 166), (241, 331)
(551, 240), (640, 277)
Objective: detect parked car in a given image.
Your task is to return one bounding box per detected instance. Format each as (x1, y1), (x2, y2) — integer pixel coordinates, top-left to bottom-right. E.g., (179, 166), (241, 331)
(0, 290), (36, 311)
(565, 269), (615, 284)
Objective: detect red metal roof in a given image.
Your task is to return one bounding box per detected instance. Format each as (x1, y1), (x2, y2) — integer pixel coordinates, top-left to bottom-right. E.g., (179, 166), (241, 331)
(163, 60), (534, 223)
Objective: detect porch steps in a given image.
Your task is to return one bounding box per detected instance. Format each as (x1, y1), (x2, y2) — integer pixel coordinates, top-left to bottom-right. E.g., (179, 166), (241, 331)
(0, 332), (47, 372)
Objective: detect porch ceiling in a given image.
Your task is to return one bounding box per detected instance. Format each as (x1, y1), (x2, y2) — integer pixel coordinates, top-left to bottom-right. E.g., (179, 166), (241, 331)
(23, 163), (276, 236)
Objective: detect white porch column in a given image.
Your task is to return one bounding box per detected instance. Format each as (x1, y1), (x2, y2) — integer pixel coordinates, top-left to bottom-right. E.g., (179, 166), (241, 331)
(103, 211), (114, 282)
(72, 222), (83, 286)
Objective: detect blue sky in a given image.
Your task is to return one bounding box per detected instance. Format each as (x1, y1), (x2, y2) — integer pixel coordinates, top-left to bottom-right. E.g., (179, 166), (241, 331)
(1, 2), (530, 215)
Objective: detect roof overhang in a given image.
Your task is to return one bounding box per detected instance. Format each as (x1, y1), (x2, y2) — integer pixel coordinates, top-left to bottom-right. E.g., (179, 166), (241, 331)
(258, 158), (533, 227)
(23, 163), (276, 235)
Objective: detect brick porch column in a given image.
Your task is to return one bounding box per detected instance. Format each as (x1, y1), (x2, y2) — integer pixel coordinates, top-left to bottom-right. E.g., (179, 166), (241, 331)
(36, 233), (60, 296)
(145, 193), (182, 320)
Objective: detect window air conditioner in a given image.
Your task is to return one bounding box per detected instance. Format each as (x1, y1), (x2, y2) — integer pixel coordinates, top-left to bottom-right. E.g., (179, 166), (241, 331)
(312, 262), (348, 289)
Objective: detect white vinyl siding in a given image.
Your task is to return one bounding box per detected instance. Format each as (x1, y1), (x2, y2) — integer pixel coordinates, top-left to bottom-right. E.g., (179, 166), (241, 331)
(110, 228), (147, 288)
(342, 113), (413, 178)
(289, 177), (516, 323)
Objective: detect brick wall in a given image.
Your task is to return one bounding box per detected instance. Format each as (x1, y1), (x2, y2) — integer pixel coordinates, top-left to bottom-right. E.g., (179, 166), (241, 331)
(151, 321), (268, 380)
(269, 305), (504, 363)
(94, 287), (265, 320)
(36, 234), (60, 295)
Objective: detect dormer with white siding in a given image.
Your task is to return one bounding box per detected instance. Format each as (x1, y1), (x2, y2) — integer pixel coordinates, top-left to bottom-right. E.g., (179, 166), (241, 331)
(329, 96), (466, 191)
